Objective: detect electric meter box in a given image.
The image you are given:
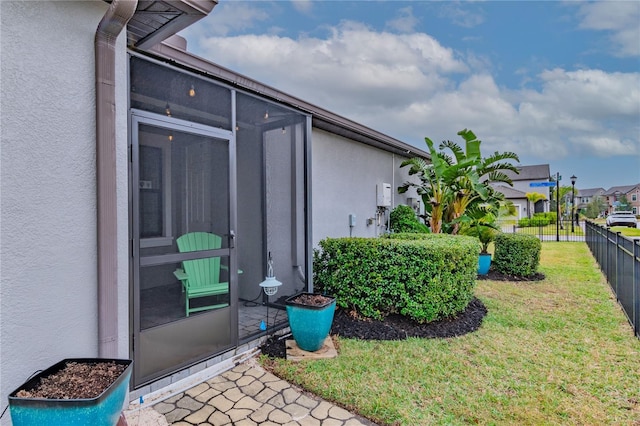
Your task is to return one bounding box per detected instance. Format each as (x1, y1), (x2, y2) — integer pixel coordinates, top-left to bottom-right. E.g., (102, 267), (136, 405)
(377, 183), (392, 207)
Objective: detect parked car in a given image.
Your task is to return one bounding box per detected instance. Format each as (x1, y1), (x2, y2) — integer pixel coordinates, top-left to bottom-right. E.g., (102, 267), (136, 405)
(606, 211), (638, 227)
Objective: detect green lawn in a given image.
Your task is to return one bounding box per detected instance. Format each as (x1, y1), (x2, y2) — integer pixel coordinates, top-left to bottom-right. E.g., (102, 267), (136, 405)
(263, 243), (640, 425)
(610, 226), (640, 237)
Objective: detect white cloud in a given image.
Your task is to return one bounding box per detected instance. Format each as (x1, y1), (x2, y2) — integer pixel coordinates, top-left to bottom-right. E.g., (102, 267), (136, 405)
(198, 21), (468, 111)
(291, 0), (313, 14)
(181, 3), (270, 37)
(385, 6), (419, 34)
(573, 135), (638, 157)
(438, 2), (485, 28)
(575, 1), (640, 57)
(190, 19), (638, 163)
(536, 68), (640, 119)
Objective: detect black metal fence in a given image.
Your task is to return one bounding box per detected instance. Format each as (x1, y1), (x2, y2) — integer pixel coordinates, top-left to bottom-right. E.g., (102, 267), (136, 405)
(585, 221), (640, 338)
(498, 219), (585, 242)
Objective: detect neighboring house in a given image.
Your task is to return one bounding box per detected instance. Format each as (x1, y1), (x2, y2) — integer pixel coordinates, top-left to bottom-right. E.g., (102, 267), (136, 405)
(604, 184), (640, 215)
(576, 188), (606, 211)
(492, 164), (551, 218)
(491, 185), (528, 219)
(1, 0), (427, 414)
(628, 186), (640, 215)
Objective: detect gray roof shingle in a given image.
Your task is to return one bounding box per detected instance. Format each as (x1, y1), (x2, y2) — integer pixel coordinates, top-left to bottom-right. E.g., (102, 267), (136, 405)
(503, 164), (550, 182)
(604, 184), (640, 195)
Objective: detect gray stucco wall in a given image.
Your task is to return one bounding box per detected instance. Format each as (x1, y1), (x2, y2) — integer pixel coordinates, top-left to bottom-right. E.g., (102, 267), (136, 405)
(311, 129), (420, 247)
(0, 1), (130, 418)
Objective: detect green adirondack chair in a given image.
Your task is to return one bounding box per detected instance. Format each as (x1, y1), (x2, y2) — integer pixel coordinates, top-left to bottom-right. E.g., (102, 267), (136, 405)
(173, 232), (229, 317)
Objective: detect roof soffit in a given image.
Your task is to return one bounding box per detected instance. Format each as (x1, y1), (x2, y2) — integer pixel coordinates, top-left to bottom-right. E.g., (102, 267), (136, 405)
(121, 0), (217, 49)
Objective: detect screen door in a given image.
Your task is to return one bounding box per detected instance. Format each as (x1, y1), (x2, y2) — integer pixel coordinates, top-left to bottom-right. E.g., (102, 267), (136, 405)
(131, 111), (237, 386)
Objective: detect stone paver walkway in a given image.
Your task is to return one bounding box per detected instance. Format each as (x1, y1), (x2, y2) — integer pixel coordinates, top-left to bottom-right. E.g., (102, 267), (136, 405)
(124, 358), (377, 426)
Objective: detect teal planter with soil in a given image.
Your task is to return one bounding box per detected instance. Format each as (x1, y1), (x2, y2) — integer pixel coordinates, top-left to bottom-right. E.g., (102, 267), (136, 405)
(285, 293), (336, 352)
(8, 358), (132, 426)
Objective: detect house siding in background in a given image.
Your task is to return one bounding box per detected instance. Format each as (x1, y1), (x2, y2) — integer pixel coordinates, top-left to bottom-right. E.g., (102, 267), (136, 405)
(604, 184), (640, 214)
(576, 188), (606, 211)
(628, 186), (640, 215)
(492, 164), (551, 218)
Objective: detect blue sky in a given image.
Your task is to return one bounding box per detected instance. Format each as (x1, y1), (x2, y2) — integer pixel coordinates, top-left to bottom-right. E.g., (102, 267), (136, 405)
(180, 1), (640, 191)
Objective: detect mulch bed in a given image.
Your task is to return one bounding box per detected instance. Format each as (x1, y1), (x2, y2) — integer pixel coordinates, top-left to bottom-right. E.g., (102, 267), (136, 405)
(261, 271), (545, 359)
(261, 297), (487, 359)
(477, 269), (546, 282)
(16, 361), (126, 399)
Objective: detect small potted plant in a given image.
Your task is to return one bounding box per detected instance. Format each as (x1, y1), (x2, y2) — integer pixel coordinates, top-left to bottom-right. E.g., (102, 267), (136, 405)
(285, 293), (336, 352)
(8, 358), (132, 426)
(473, 224), (499, 275)
(461, 213), (500, 275)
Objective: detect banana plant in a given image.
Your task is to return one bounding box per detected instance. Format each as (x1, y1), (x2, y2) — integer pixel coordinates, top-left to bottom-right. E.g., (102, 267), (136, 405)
(525, 191), (547, 218)
(400, 129), (519, 234)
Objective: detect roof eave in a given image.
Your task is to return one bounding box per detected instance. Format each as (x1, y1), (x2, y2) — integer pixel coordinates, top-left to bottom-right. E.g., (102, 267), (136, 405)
(123, 0), (217, 49)
(144, 41), (430, 159)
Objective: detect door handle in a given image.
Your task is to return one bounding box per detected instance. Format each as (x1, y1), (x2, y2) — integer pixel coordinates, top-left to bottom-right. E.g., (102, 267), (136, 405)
(228, 230), (236, 248)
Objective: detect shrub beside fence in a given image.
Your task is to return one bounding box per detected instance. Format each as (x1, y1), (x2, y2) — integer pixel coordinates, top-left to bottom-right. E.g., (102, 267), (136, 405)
(586, 221), (640, 338)
(493, 233), (541, 277)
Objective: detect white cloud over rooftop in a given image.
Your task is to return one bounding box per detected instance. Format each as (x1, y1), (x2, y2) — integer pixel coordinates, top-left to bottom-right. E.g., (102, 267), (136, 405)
(180, 1), (640, 187)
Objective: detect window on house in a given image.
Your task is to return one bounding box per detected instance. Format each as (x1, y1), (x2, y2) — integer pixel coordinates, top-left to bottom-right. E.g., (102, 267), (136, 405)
(139, 127), (172, 248)
(632, 194), (637, 201)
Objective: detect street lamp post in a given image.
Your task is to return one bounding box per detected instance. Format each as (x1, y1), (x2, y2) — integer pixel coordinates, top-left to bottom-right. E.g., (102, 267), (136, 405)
(571, 175), (577, 233)
(555, 172), (560, 241)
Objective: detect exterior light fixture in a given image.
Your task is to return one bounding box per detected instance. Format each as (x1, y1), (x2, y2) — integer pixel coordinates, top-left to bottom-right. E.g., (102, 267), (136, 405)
(165, 102), (171, 117)
(263, 109), (269, 120)
(259, 252), (282, 296)
(188, 85), (196, 97)
(258, 252), (281, 332)
(168, 133), (173, 142)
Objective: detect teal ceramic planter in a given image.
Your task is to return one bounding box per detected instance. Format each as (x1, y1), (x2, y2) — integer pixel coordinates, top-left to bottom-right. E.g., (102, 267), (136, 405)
(285, 293), (336, 352)
(478, 253), (491, 275)
(8, 358), (132, 426)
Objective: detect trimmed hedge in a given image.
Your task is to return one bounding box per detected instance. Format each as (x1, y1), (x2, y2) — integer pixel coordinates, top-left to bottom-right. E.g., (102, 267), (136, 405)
(313, 235), (479, 323)
(518, 213), (557, 227)
(518, 217), (550, 227)
(493, 233), (541, 277)
(535, 212), (557, 223)
(389, 205), (429, 234)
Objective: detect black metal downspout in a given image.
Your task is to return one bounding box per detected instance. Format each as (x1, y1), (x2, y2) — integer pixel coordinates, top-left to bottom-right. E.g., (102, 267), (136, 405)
(95, 0), (138, 357)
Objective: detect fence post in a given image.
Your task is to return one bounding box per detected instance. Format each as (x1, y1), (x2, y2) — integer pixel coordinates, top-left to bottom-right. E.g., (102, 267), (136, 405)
(604, 227), (608, 269)
(615, 231), (621, 299)
(635, 239), (639, 338)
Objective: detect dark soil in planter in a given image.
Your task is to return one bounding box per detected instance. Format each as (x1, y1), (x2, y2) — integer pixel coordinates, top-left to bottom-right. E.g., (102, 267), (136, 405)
(261, 297), (488, 359)
(288, 293), (333, 306)
(16, 361), (127, 399)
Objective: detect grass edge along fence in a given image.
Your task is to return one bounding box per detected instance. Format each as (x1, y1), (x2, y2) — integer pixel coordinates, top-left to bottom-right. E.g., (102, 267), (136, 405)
(585, 220), (640, 338)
